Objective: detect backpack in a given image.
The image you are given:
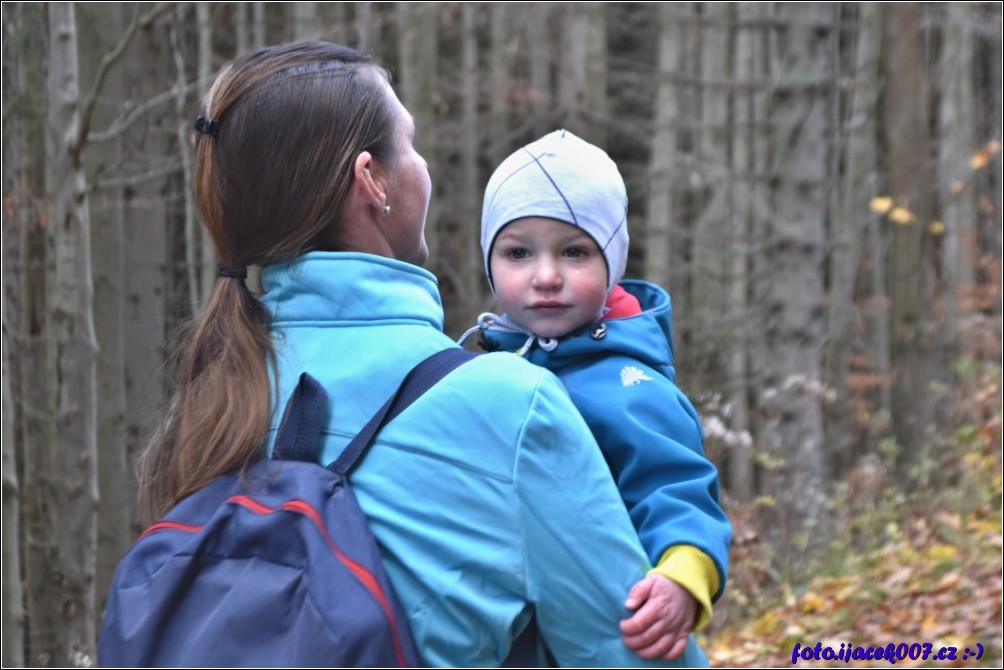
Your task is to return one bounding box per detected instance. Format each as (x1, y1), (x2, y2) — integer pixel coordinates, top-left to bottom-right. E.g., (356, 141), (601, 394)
(98, 348), (475, 668)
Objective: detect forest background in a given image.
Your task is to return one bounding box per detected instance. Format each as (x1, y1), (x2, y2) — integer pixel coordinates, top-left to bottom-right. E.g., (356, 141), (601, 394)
(2, 2), (1001, 667)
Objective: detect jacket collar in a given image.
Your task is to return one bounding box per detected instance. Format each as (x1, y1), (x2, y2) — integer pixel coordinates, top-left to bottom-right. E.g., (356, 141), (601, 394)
(479, 280), (677, 379)
(259, 251), (444, 329)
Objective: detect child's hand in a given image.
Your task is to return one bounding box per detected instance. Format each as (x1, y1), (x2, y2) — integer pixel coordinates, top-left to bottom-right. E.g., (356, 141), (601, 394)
(619, 574), (697, 660)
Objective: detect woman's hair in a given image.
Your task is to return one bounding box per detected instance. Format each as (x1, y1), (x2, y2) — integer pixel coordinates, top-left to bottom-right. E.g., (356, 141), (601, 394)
(139, 42), (397, 520)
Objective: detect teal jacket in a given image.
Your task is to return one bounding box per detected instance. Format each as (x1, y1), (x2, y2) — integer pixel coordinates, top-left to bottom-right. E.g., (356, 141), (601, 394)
(259, 253), (707, 667)
(476, 280), (731, 603)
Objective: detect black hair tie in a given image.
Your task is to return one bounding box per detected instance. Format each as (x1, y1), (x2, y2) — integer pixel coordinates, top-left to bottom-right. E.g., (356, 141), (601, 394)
(217, 263), (248, 279)
(195, 115), (221, 137)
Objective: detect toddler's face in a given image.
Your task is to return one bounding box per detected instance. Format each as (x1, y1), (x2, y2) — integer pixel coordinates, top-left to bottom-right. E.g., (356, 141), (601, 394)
(489, 217), (608, 339)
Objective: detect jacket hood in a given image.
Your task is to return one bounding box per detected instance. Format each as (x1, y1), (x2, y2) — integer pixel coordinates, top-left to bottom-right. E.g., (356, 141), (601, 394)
(478, 280), (677, 382)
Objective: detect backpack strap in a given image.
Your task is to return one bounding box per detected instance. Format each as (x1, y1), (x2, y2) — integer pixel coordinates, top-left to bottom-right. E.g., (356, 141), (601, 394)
(273, 372), (330, 463)
(330, 347), (477, 477)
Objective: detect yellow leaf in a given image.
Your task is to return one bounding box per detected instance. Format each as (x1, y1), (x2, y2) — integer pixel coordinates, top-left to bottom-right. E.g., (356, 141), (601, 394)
(800, 592), (827, 613)
(968, 519), (1002, 536)
(750, 610), (781, 636)
(927, 543), (958, 563)
(889, 206), (915, 224)
(929, 220), (945, 235)
(870, 196), (894, 213)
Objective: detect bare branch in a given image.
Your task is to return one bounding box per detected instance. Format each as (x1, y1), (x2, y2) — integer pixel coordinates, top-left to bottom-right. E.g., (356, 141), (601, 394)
(72, 2), (174, 156)
(88, 79), (205, 144)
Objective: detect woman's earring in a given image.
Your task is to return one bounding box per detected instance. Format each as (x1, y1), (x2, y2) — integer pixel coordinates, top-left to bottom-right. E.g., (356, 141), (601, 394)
(384, 204), (392, 215)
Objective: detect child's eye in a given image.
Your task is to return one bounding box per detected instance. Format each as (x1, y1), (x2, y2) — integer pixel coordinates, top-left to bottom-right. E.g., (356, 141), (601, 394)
(564, 247), (587, 258)
(506, 248), (529, 260)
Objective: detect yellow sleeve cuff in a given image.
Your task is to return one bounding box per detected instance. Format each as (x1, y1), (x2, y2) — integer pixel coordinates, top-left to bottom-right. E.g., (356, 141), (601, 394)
(647, 546), (719, 631)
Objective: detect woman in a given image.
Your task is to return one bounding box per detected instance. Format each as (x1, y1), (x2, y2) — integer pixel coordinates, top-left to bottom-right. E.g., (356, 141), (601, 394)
(141, 41), (696, 667)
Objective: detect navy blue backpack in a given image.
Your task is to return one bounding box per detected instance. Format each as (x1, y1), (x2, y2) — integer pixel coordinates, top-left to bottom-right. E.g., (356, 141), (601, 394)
(99, 348), (475, 668)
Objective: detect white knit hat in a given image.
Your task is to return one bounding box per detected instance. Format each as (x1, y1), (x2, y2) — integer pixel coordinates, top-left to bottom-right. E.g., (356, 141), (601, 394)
(481, 129), (629, 293)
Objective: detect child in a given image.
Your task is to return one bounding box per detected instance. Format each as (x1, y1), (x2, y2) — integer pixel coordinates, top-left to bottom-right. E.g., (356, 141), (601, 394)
(460, 130), (732, 663)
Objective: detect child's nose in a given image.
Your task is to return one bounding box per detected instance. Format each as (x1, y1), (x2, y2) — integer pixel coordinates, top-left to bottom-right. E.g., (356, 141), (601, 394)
(532, 258), (562, 288)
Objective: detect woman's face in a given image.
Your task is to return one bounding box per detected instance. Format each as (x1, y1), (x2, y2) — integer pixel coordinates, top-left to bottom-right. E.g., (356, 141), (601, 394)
(378, 82), (432, 266)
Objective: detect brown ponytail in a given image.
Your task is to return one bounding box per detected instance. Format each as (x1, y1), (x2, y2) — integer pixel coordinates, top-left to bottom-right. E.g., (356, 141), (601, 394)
(139, 42), (397, 520)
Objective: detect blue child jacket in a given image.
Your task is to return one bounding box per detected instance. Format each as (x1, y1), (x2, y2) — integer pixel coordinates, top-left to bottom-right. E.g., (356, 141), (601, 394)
(478, 280), (732, 604)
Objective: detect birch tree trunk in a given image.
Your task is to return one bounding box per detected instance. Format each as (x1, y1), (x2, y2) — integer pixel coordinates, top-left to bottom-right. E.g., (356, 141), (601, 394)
(825, 2), (882, 474)
(40, 3), (99, 664)
(761, 2), (832, 555)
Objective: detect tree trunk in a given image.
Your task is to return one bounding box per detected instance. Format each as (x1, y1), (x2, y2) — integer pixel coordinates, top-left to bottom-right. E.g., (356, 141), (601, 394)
(644, 3), (685, 292)
(197, 3), (216, 307)
(527, 3), (552, 138)
(690, 2), (731, 385)
(1, 5), (41, 664)
(252, 2), (266, 48)
(398, 3), (439, 259)
(556, 2), (609, 142)
(937, 3), (978, 361)
(40, 3), (100, 664)
(121, 12), (171, 529)
(761, 2), (833, 558)
(825, 2), (882, 475)
(235, 1), (249, 54)
(584, 2), (609, 146)
(355, 2), (374, 54)
(489, 3), (511, 167)
(461, 3), (481, 311)
(2, 18), (26, 665)
(724, 1), (767, 502)
(292, 2), (318, 41)
(2, 328), (24, 668)
(10, 3), (51, 665)
(882, 3), (938, 472)
(76, 0), (132, 623)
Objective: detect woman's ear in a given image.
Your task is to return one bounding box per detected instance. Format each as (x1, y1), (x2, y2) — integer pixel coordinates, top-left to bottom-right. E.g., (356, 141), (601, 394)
(352, 151), (388, 211)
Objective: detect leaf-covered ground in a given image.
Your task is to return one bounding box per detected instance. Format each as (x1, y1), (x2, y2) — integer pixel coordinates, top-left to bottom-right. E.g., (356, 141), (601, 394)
(700, 503), (1002, 668)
